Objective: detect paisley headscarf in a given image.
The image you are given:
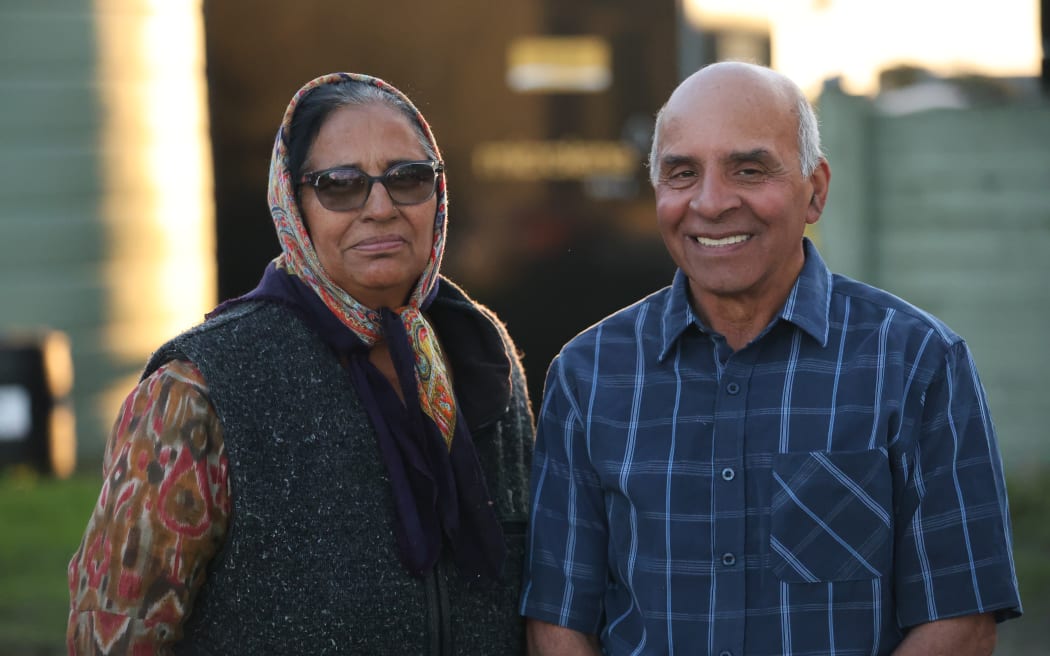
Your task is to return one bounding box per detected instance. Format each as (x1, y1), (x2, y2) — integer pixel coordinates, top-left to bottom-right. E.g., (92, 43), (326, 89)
(224, 72), (505, 580)
(269, 72), (455, 446)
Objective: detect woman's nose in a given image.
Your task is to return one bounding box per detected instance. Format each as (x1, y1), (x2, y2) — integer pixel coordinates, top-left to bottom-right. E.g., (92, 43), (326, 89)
(360, 180), (398, 219)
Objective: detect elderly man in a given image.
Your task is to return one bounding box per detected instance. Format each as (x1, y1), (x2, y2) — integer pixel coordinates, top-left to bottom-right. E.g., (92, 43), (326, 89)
(520, 62), (1021, 656)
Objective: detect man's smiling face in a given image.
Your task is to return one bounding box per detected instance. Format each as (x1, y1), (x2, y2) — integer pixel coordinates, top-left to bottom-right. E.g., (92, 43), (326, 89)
(653, 64), (828, 317)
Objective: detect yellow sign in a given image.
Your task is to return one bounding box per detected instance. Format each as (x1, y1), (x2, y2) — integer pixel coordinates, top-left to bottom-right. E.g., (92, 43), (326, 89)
(473, 140), (640, 181)
(506, 36), (612, 93)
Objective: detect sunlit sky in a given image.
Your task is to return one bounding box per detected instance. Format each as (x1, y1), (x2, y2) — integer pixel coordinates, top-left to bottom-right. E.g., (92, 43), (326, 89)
(684, 0), (1042, 96)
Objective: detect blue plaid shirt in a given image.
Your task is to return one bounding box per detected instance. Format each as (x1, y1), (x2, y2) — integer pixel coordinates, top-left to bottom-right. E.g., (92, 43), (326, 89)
(521, 240), (1021, 656)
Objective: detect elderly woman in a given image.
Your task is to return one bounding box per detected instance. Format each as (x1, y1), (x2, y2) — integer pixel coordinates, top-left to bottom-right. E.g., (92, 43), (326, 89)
(67, 73), (534, 654)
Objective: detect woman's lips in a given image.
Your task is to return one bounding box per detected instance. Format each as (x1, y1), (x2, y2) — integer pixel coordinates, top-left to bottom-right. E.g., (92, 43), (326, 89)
(351, 235), (407, 252)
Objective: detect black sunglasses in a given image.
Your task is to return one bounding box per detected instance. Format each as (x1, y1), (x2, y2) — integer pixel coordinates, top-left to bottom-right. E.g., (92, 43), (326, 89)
(298, 160), (444, 212)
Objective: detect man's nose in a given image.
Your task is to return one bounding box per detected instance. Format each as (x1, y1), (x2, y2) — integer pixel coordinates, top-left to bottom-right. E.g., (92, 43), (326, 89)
(688, 174), (740, 219)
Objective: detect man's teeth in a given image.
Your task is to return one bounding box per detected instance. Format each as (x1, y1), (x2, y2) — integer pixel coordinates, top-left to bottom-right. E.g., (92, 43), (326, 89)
(694, 234), (750, 247)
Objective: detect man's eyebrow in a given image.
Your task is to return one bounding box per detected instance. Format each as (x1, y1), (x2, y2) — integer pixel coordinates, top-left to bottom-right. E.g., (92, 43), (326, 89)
(659, 154), (696, 170)
(725, 148), (774, 164)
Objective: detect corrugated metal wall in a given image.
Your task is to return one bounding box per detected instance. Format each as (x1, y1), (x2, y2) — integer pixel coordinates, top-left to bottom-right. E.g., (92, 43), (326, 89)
(1, 1), (214, 469)
(0, 1), (109, 468)
(818, 82), (1050, 473)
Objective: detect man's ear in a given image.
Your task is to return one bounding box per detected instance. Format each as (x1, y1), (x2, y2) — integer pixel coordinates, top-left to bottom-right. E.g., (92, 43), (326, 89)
(805, 159), (831, 225)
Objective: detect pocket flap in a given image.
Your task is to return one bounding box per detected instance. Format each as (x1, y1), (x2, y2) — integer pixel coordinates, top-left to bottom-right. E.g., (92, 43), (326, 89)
(770, 449), (892, 582)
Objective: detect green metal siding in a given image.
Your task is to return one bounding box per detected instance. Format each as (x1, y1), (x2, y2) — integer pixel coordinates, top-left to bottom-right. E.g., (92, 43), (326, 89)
(819, 84), (1050, 471)
(0, 2), (114, 467)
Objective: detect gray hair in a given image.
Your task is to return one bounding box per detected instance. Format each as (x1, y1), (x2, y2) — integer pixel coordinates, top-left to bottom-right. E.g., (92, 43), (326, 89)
(288, 79), (438, 181)
(647, 84), (825, 185)
(795, 93), (823, 177)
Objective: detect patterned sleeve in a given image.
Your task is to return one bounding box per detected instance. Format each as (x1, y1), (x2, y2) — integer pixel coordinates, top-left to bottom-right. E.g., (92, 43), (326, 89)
(67, 360), (230, 655)
(520, 354), (608, 634)
(894, 341), (1022, 627)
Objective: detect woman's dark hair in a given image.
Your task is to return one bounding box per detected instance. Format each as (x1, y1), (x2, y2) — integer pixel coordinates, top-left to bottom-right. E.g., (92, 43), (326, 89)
(287, 79), (438, 183)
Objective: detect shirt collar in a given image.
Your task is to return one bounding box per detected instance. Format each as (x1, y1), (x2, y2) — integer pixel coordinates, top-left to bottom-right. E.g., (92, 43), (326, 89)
(658, 268), (700, 361)
(658, 237), (832, 360)
(782, 238), (832, 347)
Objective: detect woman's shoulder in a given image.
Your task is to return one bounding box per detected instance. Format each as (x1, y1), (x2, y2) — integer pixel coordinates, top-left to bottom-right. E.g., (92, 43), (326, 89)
(149, 358), (209, 390)
(191, 299), (288, 338)
(431, 276), (516, 350)
(143, 300), (307, 380)
(430, 277), (534, 428)
(430, 277), (521, 370)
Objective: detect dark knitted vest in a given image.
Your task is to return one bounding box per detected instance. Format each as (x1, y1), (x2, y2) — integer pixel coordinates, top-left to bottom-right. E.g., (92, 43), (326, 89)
(146, 295), (532, 655)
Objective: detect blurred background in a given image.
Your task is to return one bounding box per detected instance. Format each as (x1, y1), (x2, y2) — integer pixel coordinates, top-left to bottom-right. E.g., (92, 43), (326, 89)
(1, 0), (1047, 653)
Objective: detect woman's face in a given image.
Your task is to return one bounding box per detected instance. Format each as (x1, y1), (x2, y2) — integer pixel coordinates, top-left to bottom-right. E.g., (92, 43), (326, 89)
(299, 102), (437, 310)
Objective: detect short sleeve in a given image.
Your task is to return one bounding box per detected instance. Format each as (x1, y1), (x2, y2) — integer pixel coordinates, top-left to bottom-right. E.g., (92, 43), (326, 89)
(520, 356), (608, 634)
(893, 341), (1022, 626)
(67, 360), (230, 654)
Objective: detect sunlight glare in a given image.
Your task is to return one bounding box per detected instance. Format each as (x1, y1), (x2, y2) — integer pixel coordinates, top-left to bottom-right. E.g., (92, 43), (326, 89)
(95, 0), (216, 361)
(682, 0), (1041, 97)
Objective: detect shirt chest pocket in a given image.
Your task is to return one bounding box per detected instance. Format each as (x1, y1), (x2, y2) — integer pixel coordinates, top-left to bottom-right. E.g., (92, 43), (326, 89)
(770, 449), (892, 582)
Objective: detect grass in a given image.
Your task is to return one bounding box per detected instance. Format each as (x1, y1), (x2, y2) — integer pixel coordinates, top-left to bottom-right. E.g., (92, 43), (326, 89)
(0, 466), (1047, 654)
(0, 467), (101, 656)
(992, 471), (1050, 654)
(1005, 472), (1050, 605)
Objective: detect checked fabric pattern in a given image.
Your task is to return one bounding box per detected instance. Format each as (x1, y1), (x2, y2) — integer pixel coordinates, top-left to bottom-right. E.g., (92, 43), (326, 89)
(770, 449), (892, 583)
(521, 240), (1021, 656)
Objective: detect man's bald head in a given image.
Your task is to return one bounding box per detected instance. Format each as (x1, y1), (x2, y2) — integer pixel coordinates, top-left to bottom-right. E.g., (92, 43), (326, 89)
(649, 62), (823, 186)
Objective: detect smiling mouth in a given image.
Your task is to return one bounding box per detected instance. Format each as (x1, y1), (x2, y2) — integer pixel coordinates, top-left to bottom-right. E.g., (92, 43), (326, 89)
(694, 234), (751, 247)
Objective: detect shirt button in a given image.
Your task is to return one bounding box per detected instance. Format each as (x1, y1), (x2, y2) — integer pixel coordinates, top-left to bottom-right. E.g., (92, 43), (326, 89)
(721, 467), (735, 481)
(722, 552), (736, 567)
(719, 652), (732, 656)
(726, 382), (740, 395)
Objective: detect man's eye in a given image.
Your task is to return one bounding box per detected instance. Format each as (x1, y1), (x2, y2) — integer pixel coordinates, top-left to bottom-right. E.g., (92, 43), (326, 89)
(663, 170), (697, 188)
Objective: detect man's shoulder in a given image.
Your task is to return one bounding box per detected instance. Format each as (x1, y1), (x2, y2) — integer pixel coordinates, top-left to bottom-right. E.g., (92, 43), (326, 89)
(560, 285), (674, 355)
(830, 273), (962, 347)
